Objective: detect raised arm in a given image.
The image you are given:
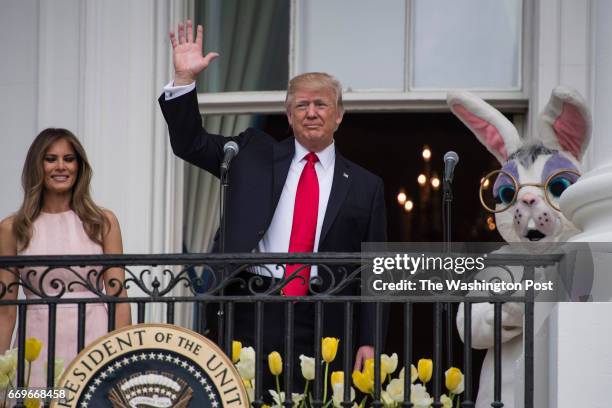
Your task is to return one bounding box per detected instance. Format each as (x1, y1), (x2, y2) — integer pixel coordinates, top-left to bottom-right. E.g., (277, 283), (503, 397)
(170, 20), (219, 86)
(0, 217), (18, 353)
(159, 20), (235, 177)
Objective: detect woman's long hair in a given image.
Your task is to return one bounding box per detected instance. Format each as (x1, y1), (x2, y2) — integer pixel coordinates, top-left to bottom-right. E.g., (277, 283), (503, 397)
(12, 128), (108, 251)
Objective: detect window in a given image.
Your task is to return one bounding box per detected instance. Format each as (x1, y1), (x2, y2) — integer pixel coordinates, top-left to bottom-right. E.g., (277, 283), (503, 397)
(194, 0), (527, 114)
(195, 0), (290, 92)
(411, 0), (522, 90)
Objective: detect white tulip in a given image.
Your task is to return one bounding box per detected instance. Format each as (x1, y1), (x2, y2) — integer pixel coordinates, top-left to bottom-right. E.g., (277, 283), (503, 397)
(332, 382), (355, 408)
(0, 372), (9, 387)
(385, 378), (404, 402)
(42, 358), (65, 385)
(410, 383), (433, 408)
(398, 364), (418, 384)
(380, 390), (395, 407)
(269, 390), (303, 408)
(441, 394), (453, 408)
(299, 355), (315, 381)
(0, 355), (11, 376)
(381, 353), (398, 375)
(236, 346), (256, 380)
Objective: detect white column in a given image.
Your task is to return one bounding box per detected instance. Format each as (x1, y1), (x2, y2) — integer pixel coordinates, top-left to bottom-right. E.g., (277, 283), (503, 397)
(530, 1), (601, 406)
(552, 1), (612, 407)
(78, 0), (187, 324)
(0, 0), (40, 217)
(0, 0), (188, 324)
(561, 0), (612, 240)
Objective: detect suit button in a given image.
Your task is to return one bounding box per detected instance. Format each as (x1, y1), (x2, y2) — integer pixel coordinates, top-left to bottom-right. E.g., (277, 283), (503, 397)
(258, 230), (265, 236)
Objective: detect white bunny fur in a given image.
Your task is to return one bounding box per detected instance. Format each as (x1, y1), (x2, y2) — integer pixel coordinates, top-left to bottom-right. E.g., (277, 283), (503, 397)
(449, 86), (591, 408)
(447, 86), (590, 243)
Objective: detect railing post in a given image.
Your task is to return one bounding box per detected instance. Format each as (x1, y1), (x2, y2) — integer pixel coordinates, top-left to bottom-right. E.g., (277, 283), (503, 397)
(402, 302), (413, 408)
(462, 301), (474, 408)
(372, 302), (383, 408)
(312, 301), (324, 408)
(342, 302), (353, 408)
(253, 300), (264, 408)
(524, 266), (535, 408)
(432, 302), (443, 408)
(492, 302), (503, 408)
(283, 301), (294, 408)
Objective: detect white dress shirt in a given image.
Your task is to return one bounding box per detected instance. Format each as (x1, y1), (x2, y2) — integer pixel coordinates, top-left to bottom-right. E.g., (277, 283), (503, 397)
(163, 82), (336, 278)
(256, 140), (334, 278)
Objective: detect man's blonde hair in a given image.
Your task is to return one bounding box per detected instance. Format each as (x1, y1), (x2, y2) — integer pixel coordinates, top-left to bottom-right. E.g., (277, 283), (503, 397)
(285, 72), (344, 112)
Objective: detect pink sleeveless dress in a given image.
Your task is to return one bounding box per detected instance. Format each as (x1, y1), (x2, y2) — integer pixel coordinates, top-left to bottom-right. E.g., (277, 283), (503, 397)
(17, 210), (109, 387)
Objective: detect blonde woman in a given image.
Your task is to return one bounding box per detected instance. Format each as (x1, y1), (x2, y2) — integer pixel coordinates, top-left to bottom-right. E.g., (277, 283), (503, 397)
(0, 128), (131, 386)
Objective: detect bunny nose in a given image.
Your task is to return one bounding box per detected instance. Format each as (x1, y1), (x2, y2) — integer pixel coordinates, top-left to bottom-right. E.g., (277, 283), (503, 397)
(520, 192), (538, 207)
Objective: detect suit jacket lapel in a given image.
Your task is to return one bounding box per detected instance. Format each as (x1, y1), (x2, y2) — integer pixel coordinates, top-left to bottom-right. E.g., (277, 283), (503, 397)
(319, 152), (351, 246)
(271, 137), (295, 218)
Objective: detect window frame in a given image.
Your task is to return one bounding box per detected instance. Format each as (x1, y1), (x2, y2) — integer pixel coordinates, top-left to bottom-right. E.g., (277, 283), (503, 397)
(195, 0), (531, 115)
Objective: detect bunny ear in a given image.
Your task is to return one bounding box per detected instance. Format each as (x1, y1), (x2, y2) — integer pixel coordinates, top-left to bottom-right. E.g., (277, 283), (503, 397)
(447, 91), (522, 164)
(538, 86), (591, 161)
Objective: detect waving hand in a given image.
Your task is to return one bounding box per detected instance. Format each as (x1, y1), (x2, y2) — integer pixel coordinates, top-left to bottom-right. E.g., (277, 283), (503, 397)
(170, 20), (219, 86)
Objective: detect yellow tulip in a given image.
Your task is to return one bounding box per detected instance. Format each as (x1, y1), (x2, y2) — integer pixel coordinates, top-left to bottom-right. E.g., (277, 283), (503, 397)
(25, 338), (43, 363)
(331, 371), (344, 387)
(417, 359), (433, 383)
(321, 337), (340, 363)
(445, 367), (464, 394)
(24, 397), (41, 408)
(363, 358), (387, 383)
(262, 405), (271, 408)
(0, 372), (9, 387)
(232, 341), (242, 363)
(268, 351), (283, 376)
(352, 370), (373, 394)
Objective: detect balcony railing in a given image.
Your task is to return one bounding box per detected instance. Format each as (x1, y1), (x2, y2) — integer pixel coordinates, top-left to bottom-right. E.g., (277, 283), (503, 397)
(0, 252), (563, 408)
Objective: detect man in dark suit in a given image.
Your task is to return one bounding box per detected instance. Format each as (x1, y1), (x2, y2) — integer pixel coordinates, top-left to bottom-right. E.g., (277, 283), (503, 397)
(159, 20), (387, 388)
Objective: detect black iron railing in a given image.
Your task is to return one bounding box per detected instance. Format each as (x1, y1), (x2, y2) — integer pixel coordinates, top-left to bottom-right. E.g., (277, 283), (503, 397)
(0, 252), (563, 408)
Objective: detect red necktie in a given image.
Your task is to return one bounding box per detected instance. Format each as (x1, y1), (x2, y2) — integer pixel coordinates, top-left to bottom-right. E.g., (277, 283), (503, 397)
(283, 152), (319, 296)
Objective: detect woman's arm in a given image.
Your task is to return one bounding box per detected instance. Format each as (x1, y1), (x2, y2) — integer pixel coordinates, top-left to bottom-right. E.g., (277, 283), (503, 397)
(0, 217), (18, 352)
(101, 210), (131, 328)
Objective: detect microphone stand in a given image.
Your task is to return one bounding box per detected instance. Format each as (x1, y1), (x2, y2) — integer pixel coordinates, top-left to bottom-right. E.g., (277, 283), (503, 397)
(220, 168), (229, 255)
(219, 166), (231, 354)
(442, 177), (454, 371)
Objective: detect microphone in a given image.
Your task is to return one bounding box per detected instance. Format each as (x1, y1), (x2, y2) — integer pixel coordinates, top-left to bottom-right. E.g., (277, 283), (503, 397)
(221, 141), (239, 175)
(443, 151), (459, 183)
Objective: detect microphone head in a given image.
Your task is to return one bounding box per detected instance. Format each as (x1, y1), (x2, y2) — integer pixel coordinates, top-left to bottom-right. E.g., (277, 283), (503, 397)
(444, 151), (459, 163)
(223, 141), (239, 154)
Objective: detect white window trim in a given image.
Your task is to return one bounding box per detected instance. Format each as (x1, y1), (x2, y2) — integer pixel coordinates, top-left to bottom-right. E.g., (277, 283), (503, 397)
(196, 0), (531, 115)
(197, 90), (528, 115)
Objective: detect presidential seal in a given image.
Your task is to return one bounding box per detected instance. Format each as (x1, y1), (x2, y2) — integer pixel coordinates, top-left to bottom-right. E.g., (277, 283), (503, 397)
(52, 324), (248, 408)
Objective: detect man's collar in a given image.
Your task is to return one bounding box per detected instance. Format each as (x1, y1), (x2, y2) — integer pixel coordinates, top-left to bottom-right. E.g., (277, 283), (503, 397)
(294, 140), (335, 170)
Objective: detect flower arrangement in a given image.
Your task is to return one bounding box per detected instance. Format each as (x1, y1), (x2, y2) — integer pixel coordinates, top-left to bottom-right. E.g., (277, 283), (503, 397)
(231, 338), (464, 408)
(0, 337), (64, 408)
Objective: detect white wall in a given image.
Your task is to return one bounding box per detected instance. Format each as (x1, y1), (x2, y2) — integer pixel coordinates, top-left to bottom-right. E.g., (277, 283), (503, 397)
(0, 0), (40, 218)
(533, 1), (612, 407)
(0, 0), (182, 255)
(0, 0), (187, 324)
